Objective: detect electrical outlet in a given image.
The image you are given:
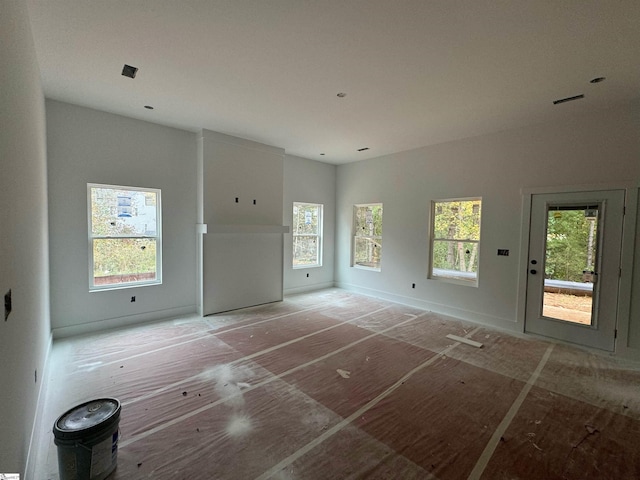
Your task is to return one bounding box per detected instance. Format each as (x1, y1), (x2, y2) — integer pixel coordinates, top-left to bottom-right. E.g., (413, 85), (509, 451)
(306, 273), (310, 278)
(131, 296), (136, 302)
(412, 283), (416, 289)
(4, 289), (11, 321)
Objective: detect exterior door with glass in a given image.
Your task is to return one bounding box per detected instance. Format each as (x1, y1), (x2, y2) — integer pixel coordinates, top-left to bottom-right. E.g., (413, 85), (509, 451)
(525, 190), (625, 351)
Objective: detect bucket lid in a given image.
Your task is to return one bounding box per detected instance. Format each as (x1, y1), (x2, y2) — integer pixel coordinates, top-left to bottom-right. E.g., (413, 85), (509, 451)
(53, 398), (121, 440)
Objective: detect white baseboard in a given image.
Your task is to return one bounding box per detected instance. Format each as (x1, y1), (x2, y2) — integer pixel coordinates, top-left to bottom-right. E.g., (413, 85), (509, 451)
(52, 305), (197, 339)
(334, 282), (519, 332)
(25, 331), (53, 480)
(284, 281), (335, 296)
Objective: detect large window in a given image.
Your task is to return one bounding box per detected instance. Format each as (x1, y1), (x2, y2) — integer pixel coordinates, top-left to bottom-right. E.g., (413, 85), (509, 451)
(292, 202), (323, 268)
(353, 203), (383, 270)
(430, 198), (481, 286)
(88, 184), (162, 290)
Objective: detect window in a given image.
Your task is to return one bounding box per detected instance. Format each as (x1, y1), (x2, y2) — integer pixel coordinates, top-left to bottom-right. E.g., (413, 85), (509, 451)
(88, 184), (162, 290)
(292, 202), (323, 268)
(353, 203), (383, 270)
(430, 198), (481, 285)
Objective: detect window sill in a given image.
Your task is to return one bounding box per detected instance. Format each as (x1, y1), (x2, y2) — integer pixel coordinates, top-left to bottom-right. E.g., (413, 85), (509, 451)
(430, 276), (478, 288)
(353, 264), (381, 272)
(90, 280), (162, 292)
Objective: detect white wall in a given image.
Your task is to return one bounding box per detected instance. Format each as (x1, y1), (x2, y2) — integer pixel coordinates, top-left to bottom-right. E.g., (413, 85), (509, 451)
(283, 155), (336, 293)
(199, 130), (286, 314)
(335, 104), (640, 350)
(0, 0), (51, 474)
(46, 100), (197, 336)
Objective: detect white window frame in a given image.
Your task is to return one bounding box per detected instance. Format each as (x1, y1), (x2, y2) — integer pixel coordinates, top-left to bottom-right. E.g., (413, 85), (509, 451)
(292, 202), (323, 268)
(88, 183), (162, 291)
(352, 203), (383, 271)
(429, 197), (481, 287)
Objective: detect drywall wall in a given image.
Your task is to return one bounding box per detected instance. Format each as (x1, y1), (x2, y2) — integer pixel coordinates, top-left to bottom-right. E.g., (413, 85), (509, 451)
(283, 155), (336, 293)
(335, 103), (640, 350)
(199, 130), (286, 314)
(629, 189), (640, 351)
(0, 0), (51, 474)
(46, 100), (197, 336)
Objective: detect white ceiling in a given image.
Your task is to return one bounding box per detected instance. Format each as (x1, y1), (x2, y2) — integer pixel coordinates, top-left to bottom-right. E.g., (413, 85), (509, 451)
(26, 0), (640, 164)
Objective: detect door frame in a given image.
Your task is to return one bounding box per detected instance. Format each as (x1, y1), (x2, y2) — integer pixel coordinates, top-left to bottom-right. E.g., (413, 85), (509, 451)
(517, 183), (637, 353)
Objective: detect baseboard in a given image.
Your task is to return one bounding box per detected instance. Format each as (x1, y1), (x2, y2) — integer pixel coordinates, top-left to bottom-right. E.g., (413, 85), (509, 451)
(615, 343), (640, 362)
(284, 281), (335, 296)
(52, 305), (197, 339)
(334, 282), (519, 332)
(25, 330), (53, 480)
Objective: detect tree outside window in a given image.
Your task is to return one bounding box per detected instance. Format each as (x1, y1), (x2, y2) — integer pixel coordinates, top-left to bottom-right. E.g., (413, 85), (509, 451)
(545, 207), (598, 282)
(431, 198), (481, 285)
(353, 204), (383, 270)
(292, 202), (322, 267)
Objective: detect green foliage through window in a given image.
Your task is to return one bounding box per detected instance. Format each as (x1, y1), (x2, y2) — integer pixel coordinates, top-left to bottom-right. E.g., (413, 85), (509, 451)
(545, 207), (598, 282)
(292, 202), (322, 267)
(431, 199), (481, 284)
(353, 204), (383, 270)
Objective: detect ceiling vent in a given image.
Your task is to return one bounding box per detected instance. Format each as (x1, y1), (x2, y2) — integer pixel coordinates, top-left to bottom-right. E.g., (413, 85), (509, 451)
(553, 94), (584, 105)
(121, 64), (138, 78)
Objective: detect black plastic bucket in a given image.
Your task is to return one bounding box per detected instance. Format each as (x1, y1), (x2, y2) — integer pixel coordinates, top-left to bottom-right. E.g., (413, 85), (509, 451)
(53, 398), (121, 480)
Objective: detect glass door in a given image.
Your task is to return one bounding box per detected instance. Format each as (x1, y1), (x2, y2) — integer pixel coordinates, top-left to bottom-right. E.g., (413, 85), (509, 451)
(525, 190), (624, 351)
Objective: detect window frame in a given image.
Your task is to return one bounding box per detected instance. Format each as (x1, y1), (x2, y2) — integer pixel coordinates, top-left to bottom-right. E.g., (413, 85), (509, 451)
(429, 197), (481, 287)
(352, 203), (383, 271)
(88, 183), (162, 291)
(292, 202), (323, 269)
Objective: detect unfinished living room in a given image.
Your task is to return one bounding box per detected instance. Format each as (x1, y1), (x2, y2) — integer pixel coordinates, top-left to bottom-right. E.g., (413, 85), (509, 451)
(2, 1), (640, 479)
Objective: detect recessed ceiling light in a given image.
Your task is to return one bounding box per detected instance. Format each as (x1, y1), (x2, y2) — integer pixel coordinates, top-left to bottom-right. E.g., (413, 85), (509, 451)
(336, 92), (347, 98)
(121, 64), (138, 78)
(144, 105), (154, 110)
(357, 147), (369, 152)
(590, 77), (606, 84)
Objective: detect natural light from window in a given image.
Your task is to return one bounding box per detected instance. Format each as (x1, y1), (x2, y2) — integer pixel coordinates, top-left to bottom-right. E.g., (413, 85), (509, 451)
(292, 202), (323, 268)
(353, 203), (383, 271)
(88, 184), (162, 290)
(430, 198), (481, 286)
